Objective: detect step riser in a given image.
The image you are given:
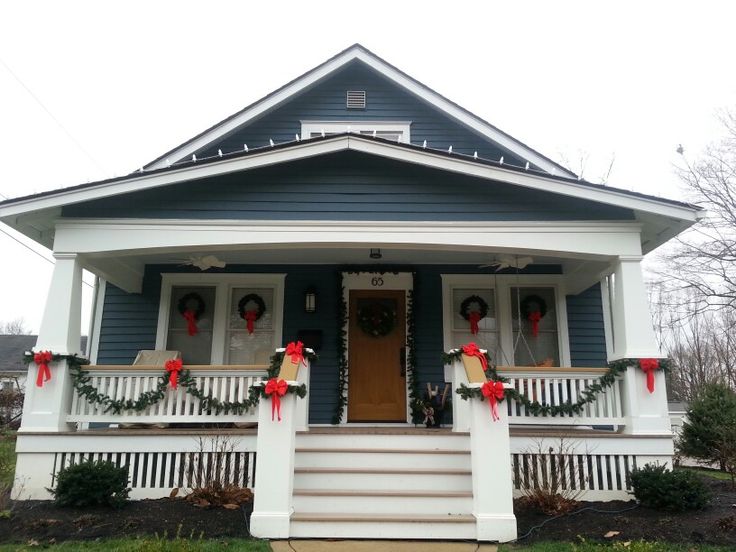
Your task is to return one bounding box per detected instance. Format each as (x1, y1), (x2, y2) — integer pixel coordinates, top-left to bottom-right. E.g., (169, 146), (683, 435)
(291, 494), (473, 515)
(289, 520), (477, 539)
(293, 472), (472, 492)
(295, 452), (470, 470)
(296, 433), (470, 450)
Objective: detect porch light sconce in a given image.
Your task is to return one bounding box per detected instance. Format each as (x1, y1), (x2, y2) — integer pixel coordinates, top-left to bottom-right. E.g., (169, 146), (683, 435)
(370, 248), (382, 259)
(304, 286), (317, 314)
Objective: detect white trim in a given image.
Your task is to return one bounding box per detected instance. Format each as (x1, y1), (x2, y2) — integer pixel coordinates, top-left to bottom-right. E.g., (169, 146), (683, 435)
(440, 274), (571, 369)
(601, 276), (615, 360)
(300, 121), (412, 142)
(143, 45), (572, 176)
(155, 273), (285, 364)
(88, 278), (106, 364)
(340, 272), (414, 425)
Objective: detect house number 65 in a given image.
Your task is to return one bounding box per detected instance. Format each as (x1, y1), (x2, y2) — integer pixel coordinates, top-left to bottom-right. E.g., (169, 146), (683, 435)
(371, 277), (384, 287)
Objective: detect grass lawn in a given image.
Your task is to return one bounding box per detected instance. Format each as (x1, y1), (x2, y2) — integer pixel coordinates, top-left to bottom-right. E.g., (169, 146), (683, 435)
(678, 466), (733, 482)
(502, 542), (735, 551)
(0, 538), (271, 551)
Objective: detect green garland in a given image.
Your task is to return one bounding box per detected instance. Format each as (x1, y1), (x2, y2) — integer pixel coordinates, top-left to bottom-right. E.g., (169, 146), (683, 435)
(267, 347), (319, 378)
(333, 273), (349, 424)
(450, 355), (670, 417)
(406, 285), (423, 424)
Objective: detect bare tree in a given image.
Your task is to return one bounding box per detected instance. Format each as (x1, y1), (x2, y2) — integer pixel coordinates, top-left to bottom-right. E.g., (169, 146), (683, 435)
(0, 318), (30, 335)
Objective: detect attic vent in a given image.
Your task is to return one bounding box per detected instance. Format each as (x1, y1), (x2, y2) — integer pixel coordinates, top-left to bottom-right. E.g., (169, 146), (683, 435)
(346, 90), (366, 109)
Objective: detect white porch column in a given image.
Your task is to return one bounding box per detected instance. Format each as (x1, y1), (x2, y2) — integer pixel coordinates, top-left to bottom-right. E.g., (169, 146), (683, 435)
(609, 257), (670, 436)
(19, 253), (83, 433)
(295, 357), (311, 432)
(250, 389), (298, 538)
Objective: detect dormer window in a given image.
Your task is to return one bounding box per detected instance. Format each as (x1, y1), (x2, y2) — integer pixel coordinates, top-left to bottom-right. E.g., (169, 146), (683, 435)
(300, 121), (412, 143)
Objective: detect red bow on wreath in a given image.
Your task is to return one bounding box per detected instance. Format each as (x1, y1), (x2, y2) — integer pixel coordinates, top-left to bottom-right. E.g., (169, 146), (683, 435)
(481, 380), (505, 421)
(34, 350), (53, 388)
(165, 358), (183, 389)
(182, 309), (198, 336)
(468, 311), (481, 335)
(527, 311), (542, 338)
(462, 342), (488, 372)
(285, 341), (306, 366)
(639, 358), (660, 394)
(244, 310), (258, 334)
(265, 378), (288, 421)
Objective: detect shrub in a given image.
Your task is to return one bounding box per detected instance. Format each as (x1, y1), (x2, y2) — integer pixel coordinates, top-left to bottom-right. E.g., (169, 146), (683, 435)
(630, 463), (710, 511)
(50, 460), (130, 508)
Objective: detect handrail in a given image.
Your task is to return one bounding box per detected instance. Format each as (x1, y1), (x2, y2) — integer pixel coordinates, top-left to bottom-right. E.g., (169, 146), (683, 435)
(83, 364), (269, 372)
(497, 366), (609, 374)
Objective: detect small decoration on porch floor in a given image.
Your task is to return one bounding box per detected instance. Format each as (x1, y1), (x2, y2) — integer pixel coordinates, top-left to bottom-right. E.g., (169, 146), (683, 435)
(421, 383), (451, 427)
(264, 378), (288, 421)
(639, 358), (661, 393)
(520, 294), (547, 337)
(238, 293), (266, 334)
(177, 292), (205, 336)
(356, 301), (396, 337)
(165, 358), (183, 389)
(33, 350), (53, 387)
(459, 295), (488, 335)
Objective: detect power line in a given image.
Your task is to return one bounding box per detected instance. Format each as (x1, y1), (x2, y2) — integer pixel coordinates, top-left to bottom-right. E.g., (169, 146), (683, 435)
(0, 56), (108, 176)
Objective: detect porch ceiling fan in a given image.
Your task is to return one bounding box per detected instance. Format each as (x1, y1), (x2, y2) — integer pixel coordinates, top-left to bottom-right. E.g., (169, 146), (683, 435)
(176, 255), (227, 271)
(479, 254), (533, 271)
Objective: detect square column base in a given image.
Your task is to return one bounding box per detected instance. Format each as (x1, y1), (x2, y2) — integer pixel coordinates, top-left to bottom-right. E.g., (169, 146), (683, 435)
(249, 511), (291, 538)
(476, 514), (518, 542)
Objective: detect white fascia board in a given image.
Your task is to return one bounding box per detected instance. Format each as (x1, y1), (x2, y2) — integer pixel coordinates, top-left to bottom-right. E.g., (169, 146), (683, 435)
(144, 45), (574, 177)
(0, 135), (699, 228)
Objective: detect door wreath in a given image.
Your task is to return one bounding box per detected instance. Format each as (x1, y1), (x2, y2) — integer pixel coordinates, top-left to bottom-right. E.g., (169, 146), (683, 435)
(357, 302), (396, 337)
(238, 293), (266, 334)
(520, 294), (547, 338)
(177, 292), (206, 336)
(460, 295), (489, 335)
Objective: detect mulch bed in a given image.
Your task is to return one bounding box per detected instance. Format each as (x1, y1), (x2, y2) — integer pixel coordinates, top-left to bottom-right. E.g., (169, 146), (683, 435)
(515, 478), (736, 546)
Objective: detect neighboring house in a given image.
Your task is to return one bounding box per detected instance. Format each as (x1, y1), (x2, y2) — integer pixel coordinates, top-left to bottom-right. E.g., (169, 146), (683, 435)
(669, 401), (689, 438)
(0, 45), (702, 541)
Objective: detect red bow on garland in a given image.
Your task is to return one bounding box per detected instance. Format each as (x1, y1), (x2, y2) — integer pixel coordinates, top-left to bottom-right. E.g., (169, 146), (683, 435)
(481, 380), (506, 421)
(182, 309), (198, 336)
(244, 310), (258, 334)
(462, 342), (488, 372)
(527, 311), (542, 338)
(265, 378), (288, 421)
(639, 358), (660, 394)
(468, 311), (481, 335)
(33, 350), (53, 387)
(165, 358), (183, 389)
(285, 341), (306, 366)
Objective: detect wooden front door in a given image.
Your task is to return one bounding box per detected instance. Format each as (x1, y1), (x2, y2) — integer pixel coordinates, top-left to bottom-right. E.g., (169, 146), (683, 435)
(348, 289), (407, 422)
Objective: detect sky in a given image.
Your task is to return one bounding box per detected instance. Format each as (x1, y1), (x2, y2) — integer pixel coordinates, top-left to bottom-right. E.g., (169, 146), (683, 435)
(0, 0), (735, 334)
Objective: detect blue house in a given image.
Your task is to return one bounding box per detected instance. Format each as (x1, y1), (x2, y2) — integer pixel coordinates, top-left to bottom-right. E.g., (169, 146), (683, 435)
(2, 45), (700, 541)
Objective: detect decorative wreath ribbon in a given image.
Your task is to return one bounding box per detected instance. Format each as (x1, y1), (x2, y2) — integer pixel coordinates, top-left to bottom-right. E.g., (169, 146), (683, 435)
(639, 358), (660, 394)
(528, 311), (542, 337)
(265, 378), (288, 421)
(468, 311), (481, 335)
(285, 341), (306, 366)
(244, 310), (258, 334)
(34, 350), (53, 387)
(182, 309), (198, 336)
(481, 380), (505, 421)
(165, 358), (183, 389)
(462, 342), (488, 372)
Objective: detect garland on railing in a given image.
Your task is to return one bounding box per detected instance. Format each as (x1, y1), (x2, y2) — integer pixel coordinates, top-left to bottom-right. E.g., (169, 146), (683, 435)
(450, 355), (670, 417)
(267, 347), (318, 378)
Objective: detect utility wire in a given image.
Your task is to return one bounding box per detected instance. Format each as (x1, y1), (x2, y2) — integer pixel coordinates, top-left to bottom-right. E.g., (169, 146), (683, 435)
(0, 56), (108, 176)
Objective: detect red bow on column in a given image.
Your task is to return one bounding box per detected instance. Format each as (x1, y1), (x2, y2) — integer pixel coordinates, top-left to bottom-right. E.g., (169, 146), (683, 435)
(639, 358), (660, 394)
(285, 341), (306, 366)
(34, 350), (53, 387)
(468, 312), (481, 335)
(265, 378), (288, 421)
(528, 311), (542, 337)
(165, 358), (183, 389)
(244, 310), (258, 334)
(182, 309), (198, 336)
(481, 380), (505, 421)
(462, 342), (488, 372)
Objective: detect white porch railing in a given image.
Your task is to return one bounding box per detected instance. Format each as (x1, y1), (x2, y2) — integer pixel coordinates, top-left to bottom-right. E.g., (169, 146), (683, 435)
(67, 365), (268, 425)
(499, 367), (624, 426)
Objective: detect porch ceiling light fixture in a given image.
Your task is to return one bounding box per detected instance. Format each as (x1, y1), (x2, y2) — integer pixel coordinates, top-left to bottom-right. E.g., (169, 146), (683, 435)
(370, 248), (382, 259)
(305, 286), (317, 314)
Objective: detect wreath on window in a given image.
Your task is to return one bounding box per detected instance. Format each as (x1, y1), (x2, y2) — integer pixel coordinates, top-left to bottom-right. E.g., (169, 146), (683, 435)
(238, 293), (267, 334)
(177, 292), (206, 336)
(520, 294), (547, 338)
(357, 302), (396, 338)
(459, 295), (489, 335)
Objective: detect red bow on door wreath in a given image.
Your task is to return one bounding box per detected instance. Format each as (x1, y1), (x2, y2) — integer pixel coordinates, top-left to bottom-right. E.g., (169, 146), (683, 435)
(527, 311), (542, 338)
(468, 312), (481, 335)
(165, 358), (183, 389)
(639, 358), (660, 394)
(462, 342), (488, 372)
(265, 378), (288, 421)
(481, 380), (505, 421)
(34, 350), (53, 387)
(183, 310), (198, 336)
(285, 341), (306, 366)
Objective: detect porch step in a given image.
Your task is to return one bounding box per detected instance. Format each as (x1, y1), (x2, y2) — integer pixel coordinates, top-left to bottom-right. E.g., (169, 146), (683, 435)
(294, 467), (472, 492)
(295, 448), (470, 470)
(289, 513), (477, 539)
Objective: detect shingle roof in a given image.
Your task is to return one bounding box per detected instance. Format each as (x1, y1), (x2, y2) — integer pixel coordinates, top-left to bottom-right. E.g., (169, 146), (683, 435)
(0, 335), (87, 373)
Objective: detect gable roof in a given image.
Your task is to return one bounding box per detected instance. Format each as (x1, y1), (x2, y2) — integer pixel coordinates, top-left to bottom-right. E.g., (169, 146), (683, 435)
(143, 44), (576, 177)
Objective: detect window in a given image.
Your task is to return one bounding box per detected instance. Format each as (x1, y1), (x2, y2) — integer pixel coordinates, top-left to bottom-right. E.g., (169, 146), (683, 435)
(156, 274), (285, 365)
(451, 288), (498, 353)
(300, 121), (412, 143)
(510, 287), (560, 367)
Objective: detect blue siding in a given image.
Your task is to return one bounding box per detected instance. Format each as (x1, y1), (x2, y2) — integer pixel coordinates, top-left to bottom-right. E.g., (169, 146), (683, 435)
(63, 153), (634, 222)
(196, 60), (528, 165)
(566, 283), (608, 367)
